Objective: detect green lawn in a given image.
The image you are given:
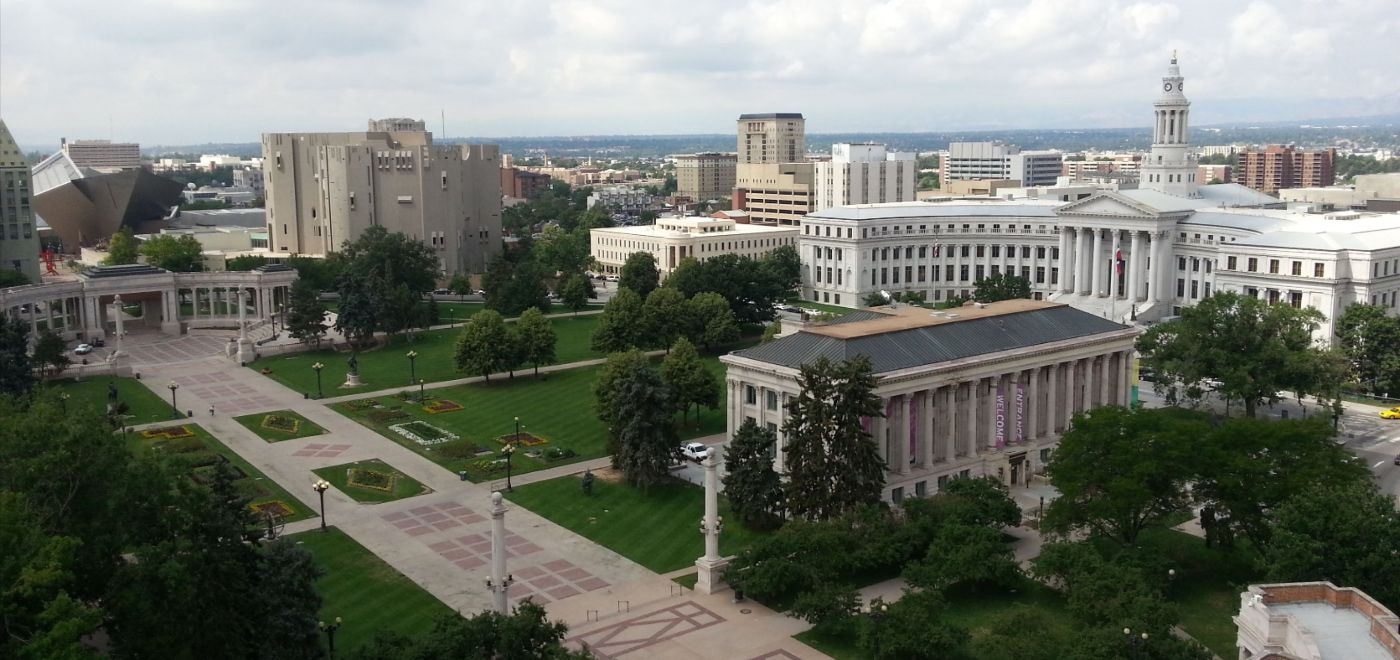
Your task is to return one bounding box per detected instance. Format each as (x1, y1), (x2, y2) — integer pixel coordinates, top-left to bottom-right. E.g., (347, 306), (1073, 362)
(248, 315), (604, 395)
(1131, 527), (1261, 657)
(129, 423), (315, 523)
(313, 459), (432, 503)
(234, 409), (326, 441)
(291, 527), (456, 654)
(506, 475), (769, 573)
(333, 357), (729, 481)
(45, 377), (174, 425)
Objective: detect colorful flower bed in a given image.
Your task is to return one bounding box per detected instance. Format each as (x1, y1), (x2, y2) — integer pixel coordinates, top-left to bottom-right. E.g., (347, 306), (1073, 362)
(346, 468), (396, 492)
(467, 457), (508, 476)
(422, 399), (464, 414)
(260, 414), (301, 434)
(495, 431), (549, 447)
(250, 500), (294, 519)
(142, 425), (195, 440)
(389, 420), (458, 446)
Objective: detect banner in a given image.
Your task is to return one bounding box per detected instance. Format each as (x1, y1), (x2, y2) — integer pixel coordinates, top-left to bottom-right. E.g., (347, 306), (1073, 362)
(1014, 384), (1026, 444)
(995, 386), (1007, 449)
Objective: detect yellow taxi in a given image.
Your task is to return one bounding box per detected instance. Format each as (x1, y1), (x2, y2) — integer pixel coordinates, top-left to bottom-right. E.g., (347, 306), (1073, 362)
(1382, 407), (1400, 420)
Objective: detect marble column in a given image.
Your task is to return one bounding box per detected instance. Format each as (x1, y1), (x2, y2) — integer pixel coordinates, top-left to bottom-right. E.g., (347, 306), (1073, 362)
(1108, 230), (1121, 300)
(1067, 358), (1080, 416)
(695, 452), (728, 595)
(1077, 227), (1093, 295)
(1047, 362), (1061, 432)
(967, 381), (980, 457)
(1153, 231), (1172, 305)
(1058, 228), (1073, 293)
(1098, 354), (1111, 406)
(942, 386), (957, 461)
(1121, 350), (1134, 406)
(1128, 231), (1144, 302)
(1083, 356), (1098, 409)
(893, 395), (909, 474)
(920, 390), (934, 467)
(487, 492), (512, 613)
(1026, 366), (1041, 441)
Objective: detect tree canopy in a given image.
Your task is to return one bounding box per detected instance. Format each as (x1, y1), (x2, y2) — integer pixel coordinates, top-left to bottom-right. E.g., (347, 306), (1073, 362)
(591, 287), (645, 353)
(347, 601), (589, 660)
(514, 307), (557, 377)
(1334, 302), (1400, 395)
(659, 337), (718, 426)
(618, 251), (660, 299)
(138, 234), (205, 272)
(782, 356), (885, 521)
(973, 273), (1031, 303)
(600, 356), (677, 489)
(337, 225), (439, 295)
(665, 249), (797, 324)
(454, 310), (513, 383)
(722, 419), (784, 529)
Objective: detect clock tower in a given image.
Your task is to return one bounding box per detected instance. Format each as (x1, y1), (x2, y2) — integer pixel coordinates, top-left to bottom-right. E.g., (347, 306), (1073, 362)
(1140, 52), (1199, 197)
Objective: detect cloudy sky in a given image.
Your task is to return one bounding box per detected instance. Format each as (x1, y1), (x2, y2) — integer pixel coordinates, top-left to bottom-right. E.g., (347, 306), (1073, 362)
(2, 0), (1397, 147)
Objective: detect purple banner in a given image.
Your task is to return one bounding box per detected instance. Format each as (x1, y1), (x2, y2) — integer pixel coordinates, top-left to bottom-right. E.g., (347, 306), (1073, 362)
(1014, 384), (1026, 444)
(909, 396), (917, 465)
(995, 387), (1007, 449)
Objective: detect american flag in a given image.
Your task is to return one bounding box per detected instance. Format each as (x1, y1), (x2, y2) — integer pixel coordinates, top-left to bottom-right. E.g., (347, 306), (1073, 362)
(1115, 249), (1125, 275)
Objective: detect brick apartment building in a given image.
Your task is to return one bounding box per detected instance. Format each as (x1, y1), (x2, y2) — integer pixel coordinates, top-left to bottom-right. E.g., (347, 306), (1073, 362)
(1239, 145), (1335, 194)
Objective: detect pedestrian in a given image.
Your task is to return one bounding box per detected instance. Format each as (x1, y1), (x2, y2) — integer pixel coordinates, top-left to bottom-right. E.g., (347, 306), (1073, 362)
(209, 405), (215, 416)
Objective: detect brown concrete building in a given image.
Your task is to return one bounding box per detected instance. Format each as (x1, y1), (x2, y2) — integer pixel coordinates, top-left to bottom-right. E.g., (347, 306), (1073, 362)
(1198, 163), (1233, 184)
(1239, 145), (1336, 194)
(674, 152), (736, 202)
(500, 167), (551, 200)
(737, 113), (804, 165)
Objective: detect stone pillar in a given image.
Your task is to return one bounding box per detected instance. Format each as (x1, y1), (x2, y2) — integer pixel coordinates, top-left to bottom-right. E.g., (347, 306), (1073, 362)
(695, 452), (729, 595)
(1026, 367), (1040, 441)
(487, 492), (511, 614)
(1099, 354), (1111, 406)
(966, 381), (980, 457)
(1122, 350), (1134, 406)
(1077, 227), (1093, 295)
(1091, 228), (1105, 297)
(235, 289), (253, 363)
(1129, 231), (1144, 302)
(1047, 362), (1061, 432)
(1108, 230), (1121, 300)
(1083, 356), (1097, 409)
(1058, 228), (1073, 293)
(920, 390), (935, 467)
(1154, 231), (1172, 305)
(1066, 358), (1080, 417)
(111, 294), (125, 357)
(943, 385), (957, 461)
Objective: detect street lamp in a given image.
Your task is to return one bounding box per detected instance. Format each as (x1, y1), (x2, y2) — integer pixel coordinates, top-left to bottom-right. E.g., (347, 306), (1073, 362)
(313, 480), (331, 532)
(417, 378), (426, 403)
(59, 392), (70, 414)
(312, 362), (325, 399)
(514, 415), (521, 443)
(502, 443), (516, 492)
(278, 303), (286, 332)
(1123, 628), (1149, 659)
(167, 381), (180, 419)
(406, 350), (418, 385)
(320, 617), (343, 659)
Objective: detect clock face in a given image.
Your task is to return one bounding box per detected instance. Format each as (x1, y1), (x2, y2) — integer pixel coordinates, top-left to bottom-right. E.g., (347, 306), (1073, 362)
(1163, 82), (1173, 92)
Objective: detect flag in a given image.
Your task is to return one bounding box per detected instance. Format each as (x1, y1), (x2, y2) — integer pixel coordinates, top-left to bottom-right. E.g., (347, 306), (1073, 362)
(1115, 249), (1125, 275)
(932, 244), (941, 258)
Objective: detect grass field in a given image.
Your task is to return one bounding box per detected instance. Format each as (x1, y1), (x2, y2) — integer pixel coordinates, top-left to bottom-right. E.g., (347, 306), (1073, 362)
(505, 474), (769, 573)
(234, 409), (326, 441)
(312, 459), (432, 503)
(129, 423), (315, 523)
(333, 356), (729, 481)
(248, 315), (604, 395)
(291, 527), (456, 654)
(1133, 527), (1260, 657)
(45, 377), (174, 425)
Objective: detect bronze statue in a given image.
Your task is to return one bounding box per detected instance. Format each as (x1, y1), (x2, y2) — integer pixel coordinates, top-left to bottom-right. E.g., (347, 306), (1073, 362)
(347, 352), (359, 376)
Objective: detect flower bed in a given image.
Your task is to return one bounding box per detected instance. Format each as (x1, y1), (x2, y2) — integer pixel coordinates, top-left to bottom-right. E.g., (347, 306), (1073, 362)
(467, 457), (508, 476)
(367, 409), (410, 424)
(494, 431), (549, 447)
(543, 447), (578, 462)
(346, 399), (379, 411)
(260, 414), (301, 434)
(346, 468), (396, 492)
(153, 436), (210, 454)
(422, 399), (464, 414)
(250, 500), (294, 519)
(142, 425), (195, 440)
(435, 439), (487, 460)
(389, 421), (458, 446)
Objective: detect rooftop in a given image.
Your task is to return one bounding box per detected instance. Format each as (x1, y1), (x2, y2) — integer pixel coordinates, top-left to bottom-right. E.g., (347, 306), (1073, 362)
(737, 113), (804, 120)
(806, 200), (1061, 222)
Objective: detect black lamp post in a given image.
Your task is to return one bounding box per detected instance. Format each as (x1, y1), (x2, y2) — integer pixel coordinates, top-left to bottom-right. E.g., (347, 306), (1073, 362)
(279, 303), (286, 332)
(59, 392), (70, 414)
(167, 381), (180, 419)
(1123, 628), (1148, 659)
(313, 480), (330, 532)
(868, 603), (889, 658)
(406, 350), (418, 385)
(514, 415), (521, 443)
(320, 617), (343, 659)
(417, 378), (426, 403)
(503, 443), (516, 492)
(312, 362), (325, 399)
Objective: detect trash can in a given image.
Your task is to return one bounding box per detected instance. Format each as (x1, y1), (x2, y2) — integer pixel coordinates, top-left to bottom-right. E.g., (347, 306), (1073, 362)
(304, 392), (310, 399)
(458, 471), (469, 482)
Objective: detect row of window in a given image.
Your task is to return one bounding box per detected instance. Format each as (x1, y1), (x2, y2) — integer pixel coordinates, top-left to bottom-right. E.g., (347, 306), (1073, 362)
(866, 264), (1055, 286)
(1373, 259), (1400, 279)
(1224, 256), (1327, 278)
(803, 222), (1052, 239)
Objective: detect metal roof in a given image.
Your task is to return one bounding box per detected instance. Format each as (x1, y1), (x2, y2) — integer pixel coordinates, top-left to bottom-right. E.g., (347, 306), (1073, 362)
(734, 305), (1128, 374)
(79, 264), (170, 279)
(807, 201), (1059, 222)
(737, 113), (804, 120)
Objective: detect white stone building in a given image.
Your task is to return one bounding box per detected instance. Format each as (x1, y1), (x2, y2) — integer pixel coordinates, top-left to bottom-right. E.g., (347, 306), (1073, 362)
(813, 143), (916, 212)
(943, 142), (1063, 188)
(589, 216), (798, 278)
(721, 299), (1140, 498)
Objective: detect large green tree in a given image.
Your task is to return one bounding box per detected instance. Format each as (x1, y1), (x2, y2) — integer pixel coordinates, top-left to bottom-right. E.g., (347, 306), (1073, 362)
(859, 592), (970, 660)
(333, 273), (379, 347)
(666, 253), (789, 324)
(559, 272), (592, 316)
(722, 419), (784, 529)
(514, 307), (557, 377)
(224, 255), (268, 271)
(31, 328), (70, 377)
(138, 234), (205, 272)
(618, 251), (660, 299)
(534, 226), (594, 277)
(782, 356), (885, 521)
(0, 269), (30, 288)
(1264, 481), (1400, 609)
(606, 359), (678, 489)
(660, 337), (718, 427)
(643, 287), (690, 351)
(454, 310), (512, 383)
(284, 279), (327, 345)
(973, 273), (1031, 303)
(346, 601), (589, 660)
(1044, 406), (1199, 544)
(591, 287), (645, 353)
(1334, 302), (1400, 393)
(687, 291), (739, 351)
(337, 225), (439, 295)
(103, 227), (138, 265)
(483, 255), (552, 317)
(0, 313), (35, 398)
(1136, 291), (1331, 417)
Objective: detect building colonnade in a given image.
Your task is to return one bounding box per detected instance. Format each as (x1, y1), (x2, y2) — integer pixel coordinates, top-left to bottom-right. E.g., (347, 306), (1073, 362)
(1058, 225), (1174, 307)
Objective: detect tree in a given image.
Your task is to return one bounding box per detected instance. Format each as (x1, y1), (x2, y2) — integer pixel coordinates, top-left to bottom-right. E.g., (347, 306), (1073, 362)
(619, 251), (660, 299)
(660, 338), (718, 427)
(448, 273), (474, 297)
(790, 584), (861, 636)
(346, 601), (589, 660)
(484, 256), (551, 318)
(559, 273), (591, 316)
(333, 273), (379, 347)
(224, 255), (267, 272)
(760, 320), (782, 343)
(1265, 482), (1400, 609)
(284, 280), (327, 345)
(104, 227), (138, 265)
(1044, 406), (1199, 544)
(289, 254), (343, 292)
(1334, 302), (1400, 393)
(666, 254), (785, 324)
(534, 226), (594, 276)
(0, 269), (31, 288)
(722, 419), (784, 529)
(1033, 541), (1181, 636)
(973, 273), (1031, 303)
(0, 313), (35, 398)
(863, 292), (889, 307)
(643, 287), (689, 351)
(514, 307), (557, 377)
(904, 521), (1020, 591)
(969, 605), (1077, 660)
(454, 310), (512, 383)
(593, 349), (650, 432)
(782, 357), (885, 521)
(606, 359), (678, 489)
(763, 244), (802, 292)
(255, 539), (324, 659)
(1136, 291), (1331, 418)
(591, 287), (645, 353)
(376, 282), (423, 340)
(337, 225), (439, 295)
(138, 234), (205, 272)
(858, 592), (969, 660)
(687, 292), (739, 351)
(31, 329), (70, 377)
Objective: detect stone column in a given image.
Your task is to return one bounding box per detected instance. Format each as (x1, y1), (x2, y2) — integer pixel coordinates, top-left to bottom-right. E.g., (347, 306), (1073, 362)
(1153, 231), (1172, 305)
(1066, 358), (1080, 417)
(1084, 356), (1098, 409)
(1026, 366), (1040, 441)
(1077, 227), (1093, 295)
(943, 385), (957, 460)
(1128, 231), (1143, 303)
(112, 294), (125, 357)
(1047, 362), (1061, 432)
(966, 381), (980, 457)
(1059, 227), (1073, 293)
(1122, 350), (1135, 406)
(893, 395), (909, 474)
(695, 451), (729, 594)
(487, 492), (512, 614)
(1091, 228), (1106, 297)
(236, 289), (253, 363)
(920, 390), (935, 467)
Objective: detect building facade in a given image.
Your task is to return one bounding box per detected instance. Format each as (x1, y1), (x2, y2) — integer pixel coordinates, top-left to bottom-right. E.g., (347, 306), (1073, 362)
(261, 119), (503, 275)
(500, 167), (551, 200)
(0, 120), (41, 281)
(722, 300), (1141, 499)
(61, 139), (141, 170)
(589, 216), (797, 278)
(813, 143), (916, 212)
(734, 162), (815, 226)
(1240, 145), (1337, 194)
(1235, 582), (1400, 660)
(675, 153), (737, 202)
(943, 142), (1063, 188)
(367, 117), (427, 132)
(737, 113), (804, 165)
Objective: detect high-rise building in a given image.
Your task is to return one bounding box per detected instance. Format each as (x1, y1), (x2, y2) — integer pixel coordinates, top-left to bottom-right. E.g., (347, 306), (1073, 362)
(500, 167), (551, 200)
(813, 143), (916, 212)
(261, 119), (502, 275)
(1239, 145), (1337, 194)
(60, 138), (141, 170)
(0, 120), (41, 281)
(736, 113), (804, 165)
(367, 117), (427, 132)
(943, 142), (1063, 188)
(674, 153), (737, 201)
(1139, 55), (1200, 197)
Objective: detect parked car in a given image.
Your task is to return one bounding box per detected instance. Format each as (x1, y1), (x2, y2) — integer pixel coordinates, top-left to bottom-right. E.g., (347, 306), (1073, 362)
(92, 337), (105, 347)
(73, 343), (93, 355)
(680, 442), (711, 462)
(432, 288), (452, 295)
(1394, 454), (1400, 465)
(1380, 407), (1400, 420)
(605, 275), (620, 282)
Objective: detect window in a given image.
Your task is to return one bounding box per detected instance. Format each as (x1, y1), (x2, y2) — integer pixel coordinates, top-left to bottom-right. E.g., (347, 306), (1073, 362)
(1035, 266), (1045, 284)
(1191, 280), (1199, 299)
(975, 265), (985, 280)
(960, 245), (970, 258)
(1176, 278), (1185, 297)
(1178, 256), (1187, 270)
(1191, 258), (1200, 273)
(976, 245), (985, 257)
(766, 391), (778, 410)
(905, 266), (913, 282)
(745, 386), (756, 405)
(1247, 258), (1258, 272)
(915, 481), (927, 497)
(1314, 263), (1325, 277)
(959, 265), (969, 281)
(1036, 247), (1046, 258)
(1227, 256), (1237, 270)
(1021, 246), (1031, 258)
(891, 487), (904, 504)
(937, 475), (949, 490)
(1269, 259), (1279, 274)
(1291, 261), (1302, 276)
(991, 245), (1001, 257)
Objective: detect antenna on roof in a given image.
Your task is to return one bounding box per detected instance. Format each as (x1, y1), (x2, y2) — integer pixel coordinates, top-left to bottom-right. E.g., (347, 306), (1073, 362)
(441, 109), (446, 141)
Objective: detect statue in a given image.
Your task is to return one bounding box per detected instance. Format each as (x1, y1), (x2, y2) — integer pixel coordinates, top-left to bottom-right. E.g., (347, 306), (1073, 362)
(347, 352), (359, 376)
(581, 469), (595, 496)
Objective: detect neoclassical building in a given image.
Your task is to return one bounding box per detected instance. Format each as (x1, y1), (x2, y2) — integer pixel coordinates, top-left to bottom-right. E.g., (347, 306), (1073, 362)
(799, 57), (1400, 340)
(721, 300), (1139, 497)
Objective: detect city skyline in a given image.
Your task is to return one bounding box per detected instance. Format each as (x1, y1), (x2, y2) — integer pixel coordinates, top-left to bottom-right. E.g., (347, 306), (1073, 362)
(1, 0), (1398, 147)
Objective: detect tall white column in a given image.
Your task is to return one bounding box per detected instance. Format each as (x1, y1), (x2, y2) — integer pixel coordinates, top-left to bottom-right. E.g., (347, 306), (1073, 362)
(1077, 228), (1093, 295)
(1128, 231), (1144, 302)
(893, 395), (909, 474)
(942, 386), (957, 461)
(920, 390), (934, 467)
(1121, 350), (1134, 406)
(1026, 367), (1040, 441)
(1047, 362), (1061, 432)
(1092, 228), (1106, 297)
(1154, 231), (1173, 305)
(1058, 228), (1072, 293)
(695, 450), (729, 594)
(1098, 354), (1111, 406)
(967, 381), (981, 457)
(1067, 358), (1081, 415)
(487, 492), (512, 613)
(1109, 230), (1122, 299)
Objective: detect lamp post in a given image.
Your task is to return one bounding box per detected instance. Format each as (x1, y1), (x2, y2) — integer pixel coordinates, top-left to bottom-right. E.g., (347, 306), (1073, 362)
(417, 378), (426, 403)
(1123, 628), (1148, 659)
(312, 362), (324, 399)
(406, 350), (418, 385)
(867, 603), (889, 658)
(320, 617), (343, 659)
(313, 480), (330, 532)
(514, 415), (521, 443)
(502, 443), (516, 492)
(167, 381), (180, 419)
(279, 303), (286, 332)
(59, 392), (70, 414)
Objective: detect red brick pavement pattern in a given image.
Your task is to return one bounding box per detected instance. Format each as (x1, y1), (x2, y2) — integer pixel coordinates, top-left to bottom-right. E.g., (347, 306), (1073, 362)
(568, 601), (725, 658)
(290, 443), (352, 458)
(749, 651), (802, 660)
(171, 372), (280, 413)
(507, 559), (611, 606)
(382, 501), (485, 538)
